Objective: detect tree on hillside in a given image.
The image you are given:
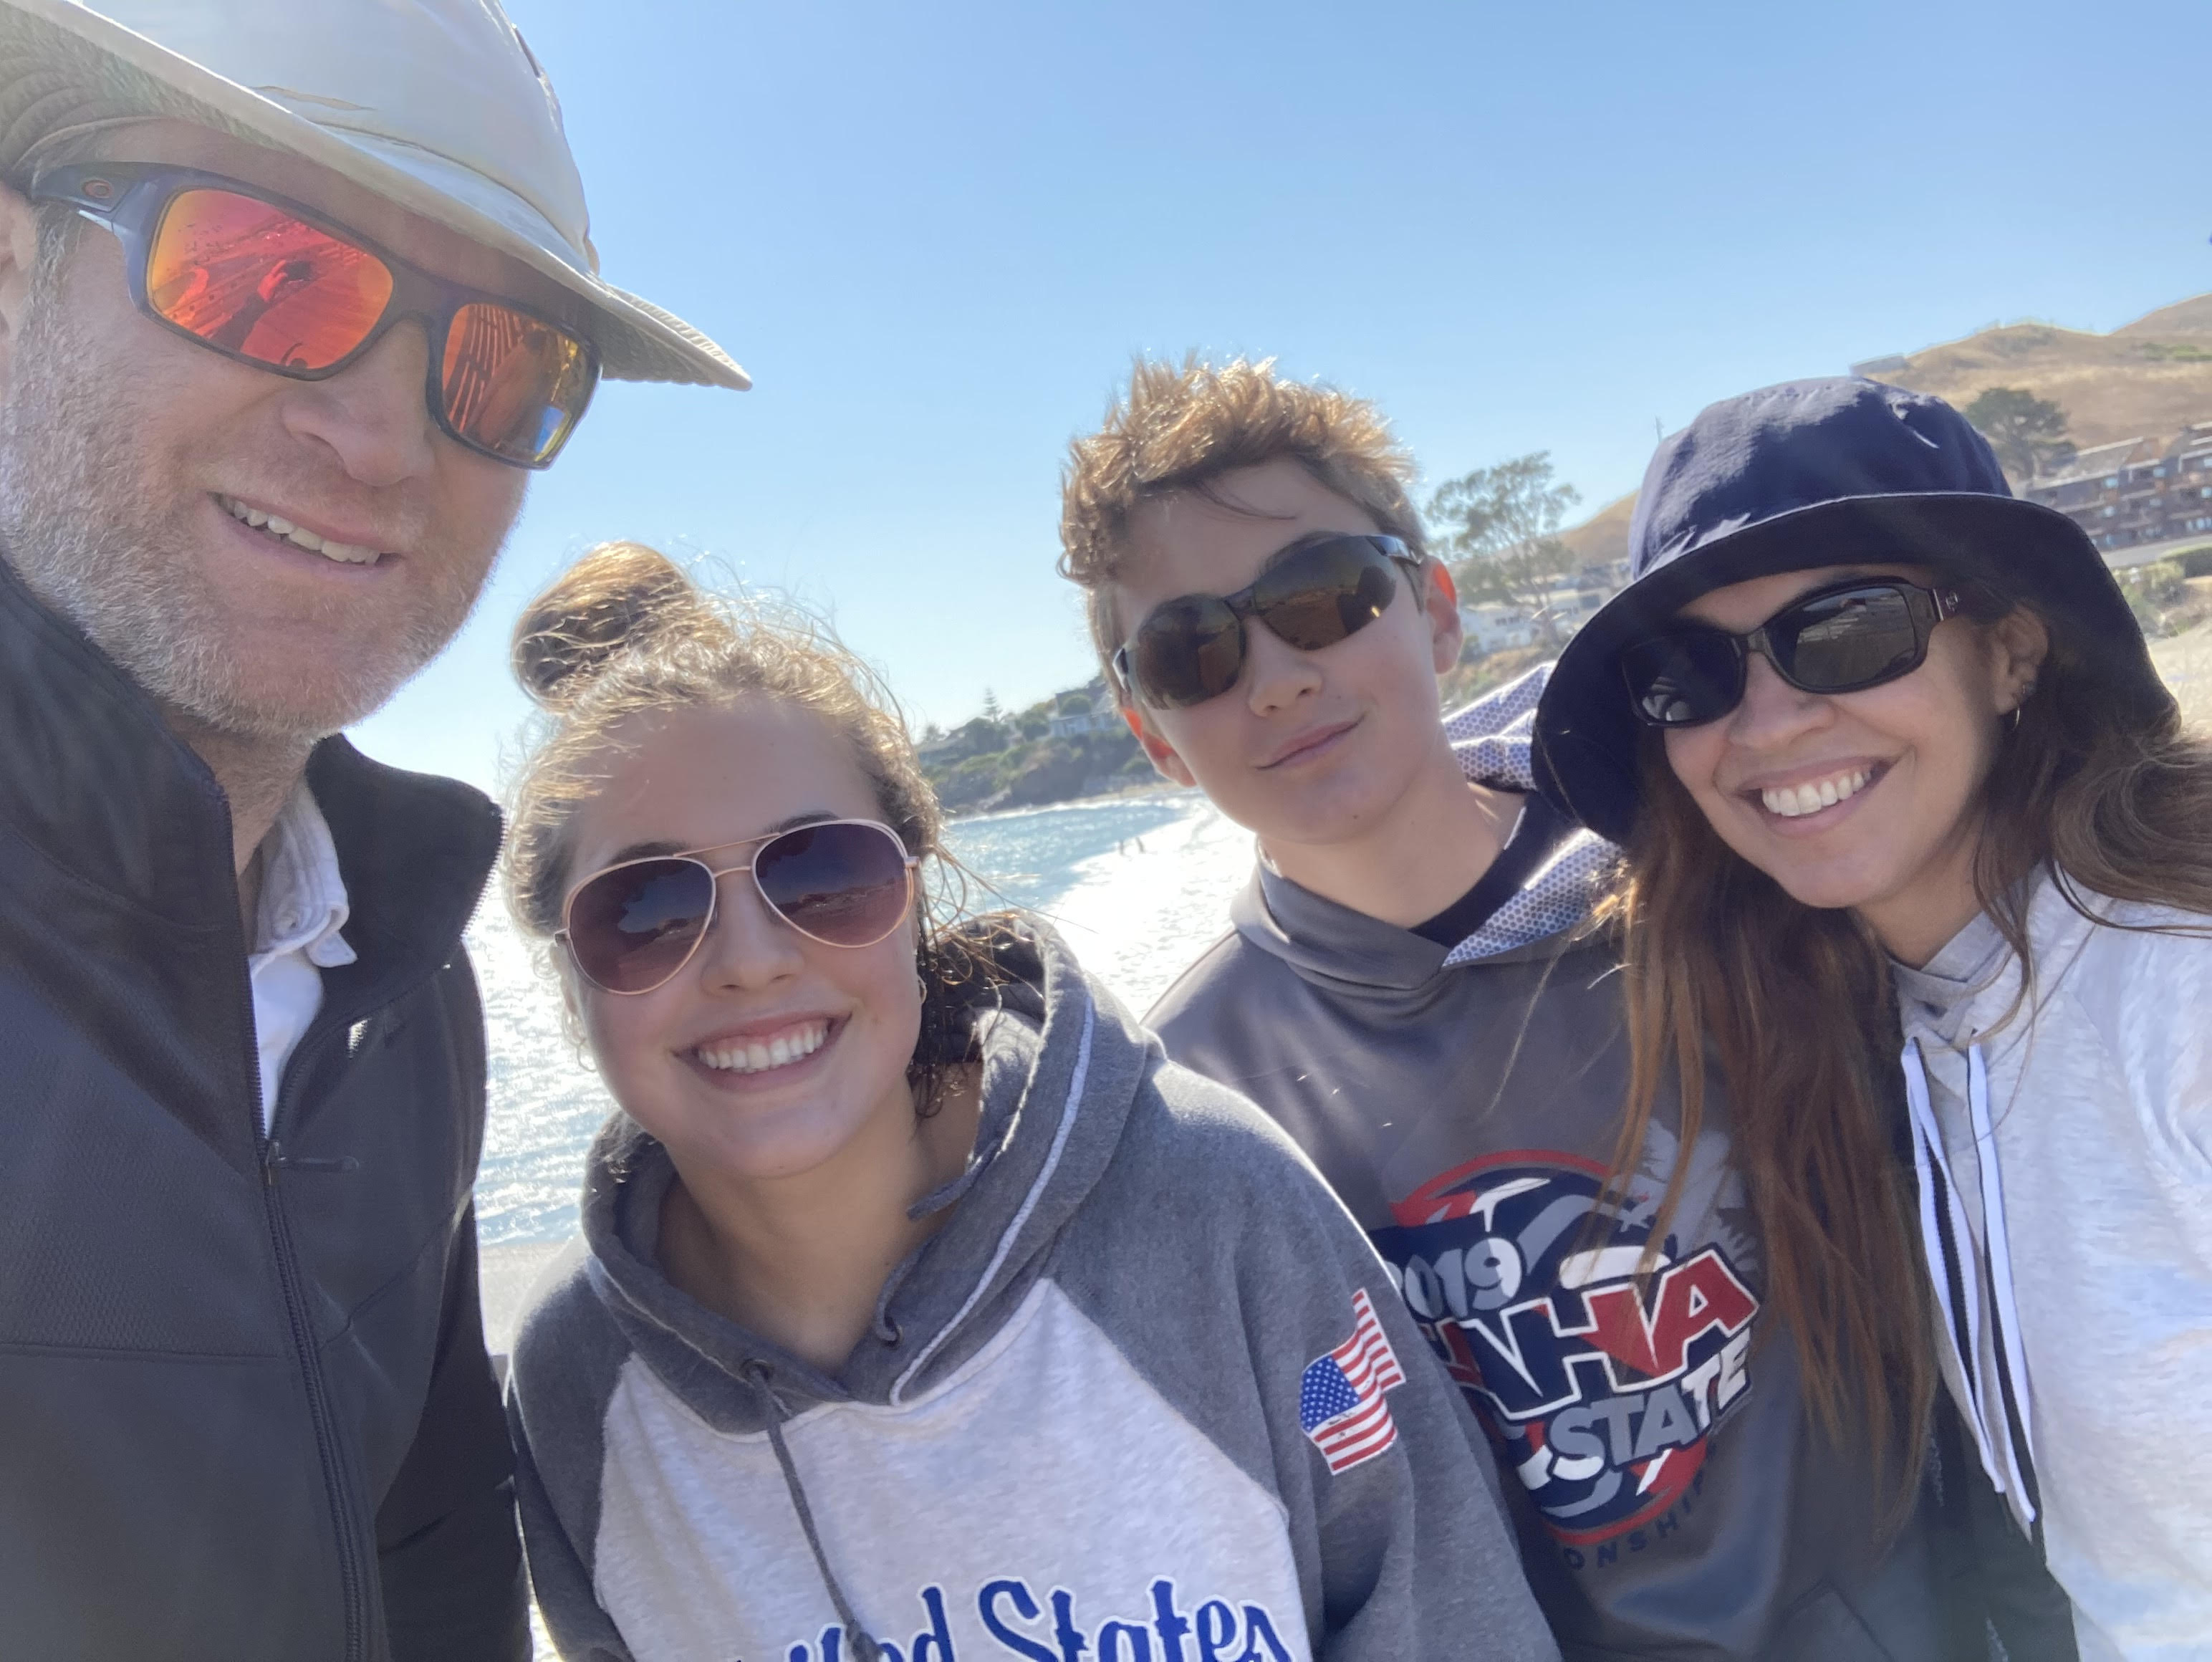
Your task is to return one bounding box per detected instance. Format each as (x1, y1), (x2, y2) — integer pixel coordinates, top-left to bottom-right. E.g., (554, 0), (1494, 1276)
(1425, 452), (1582, 646)
(1963, 387), (2075, 484)
(951, 715), (1001, 756)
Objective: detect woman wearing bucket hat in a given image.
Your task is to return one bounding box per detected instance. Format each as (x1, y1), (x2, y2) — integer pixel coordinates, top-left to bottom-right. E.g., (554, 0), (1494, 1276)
(1534, 377), (2212, 1661)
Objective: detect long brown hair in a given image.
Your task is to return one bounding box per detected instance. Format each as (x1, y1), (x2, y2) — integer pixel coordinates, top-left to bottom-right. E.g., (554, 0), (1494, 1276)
(1594, 571), (2212, 1507)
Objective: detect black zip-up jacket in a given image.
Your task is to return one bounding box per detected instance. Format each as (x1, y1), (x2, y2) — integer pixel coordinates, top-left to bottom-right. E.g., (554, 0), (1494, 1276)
(0, 559), (528, 1660)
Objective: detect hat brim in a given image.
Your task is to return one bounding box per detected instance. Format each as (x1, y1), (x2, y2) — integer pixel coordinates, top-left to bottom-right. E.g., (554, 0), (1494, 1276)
(1532, 491), (2172, 843)
(0, 0), (748, 390)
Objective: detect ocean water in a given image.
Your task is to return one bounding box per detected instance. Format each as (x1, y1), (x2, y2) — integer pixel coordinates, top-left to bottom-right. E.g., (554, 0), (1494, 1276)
(471, 789), (1255, 1247)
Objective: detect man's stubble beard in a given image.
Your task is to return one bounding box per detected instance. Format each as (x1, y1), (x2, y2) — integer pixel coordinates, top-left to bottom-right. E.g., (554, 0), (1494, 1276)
(0, 288), (496, 749)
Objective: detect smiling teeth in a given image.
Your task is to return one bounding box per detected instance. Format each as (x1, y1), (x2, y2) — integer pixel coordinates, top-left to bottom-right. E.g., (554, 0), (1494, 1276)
(695, 1021), (830, 1075)
(220, 495), (380, 565)
(1761, 768), (1873, 818)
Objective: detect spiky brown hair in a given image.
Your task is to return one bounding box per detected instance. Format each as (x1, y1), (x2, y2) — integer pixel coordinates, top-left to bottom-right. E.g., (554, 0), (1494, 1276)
(1057, 357), (1426, 678)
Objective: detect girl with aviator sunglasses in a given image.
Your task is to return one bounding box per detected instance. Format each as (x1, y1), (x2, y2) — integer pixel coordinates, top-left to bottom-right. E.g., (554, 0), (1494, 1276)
(1535, 378), (2212, 1660)
(499, 542), (1557, 1662)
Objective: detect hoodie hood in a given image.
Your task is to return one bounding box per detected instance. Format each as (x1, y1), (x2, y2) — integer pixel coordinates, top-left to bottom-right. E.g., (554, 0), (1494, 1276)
(1233, 663), (1615, 996)
(574, 921), (1142, 1426)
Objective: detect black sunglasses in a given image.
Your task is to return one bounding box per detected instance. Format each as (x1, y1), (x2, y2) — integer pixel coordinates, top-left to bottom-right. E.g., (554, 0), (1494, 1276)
(30, 161), (599, 469)
(1620, 577), (1963, 729)
(1112, 533), (1425, 709)
(558, 820), (919, 996)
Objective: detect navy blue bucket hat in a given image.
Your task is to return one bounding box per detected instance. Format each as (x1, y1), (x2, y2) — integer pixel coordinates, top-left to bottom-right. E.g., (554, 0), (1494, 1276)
(1532, 376), (2171, 843)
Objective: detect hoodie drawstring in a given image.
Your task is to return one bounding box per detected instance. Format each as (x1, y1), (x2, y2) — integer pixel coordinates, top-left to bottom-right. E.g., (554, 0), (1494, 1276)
(743, 1362), (883, 1662)
(1966, 1043), (2040, 1494)
(1902, 1038), (2041, 1534)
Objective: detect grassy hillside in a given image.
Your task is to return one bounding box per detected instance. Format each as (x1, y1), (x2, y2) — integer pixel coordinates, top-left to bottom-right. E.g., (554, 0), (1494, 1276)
(2112, 295), (2212, 340)
(1870, 308), (2212, 455)
(1561, 489), (1637, 568)
(1558, 294), (2212, 569)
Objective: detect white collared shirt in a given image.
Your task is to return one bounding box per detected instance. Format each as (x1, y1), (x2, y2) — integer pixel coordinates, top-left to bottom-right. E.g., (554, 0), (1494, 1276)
(246, 783), (357, 1133)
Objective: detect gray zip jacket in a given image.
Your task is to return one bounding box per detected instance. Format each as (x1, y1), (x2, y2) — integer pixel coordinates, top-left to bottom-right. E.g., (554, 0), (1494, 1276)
(1148, 668), (1966, 1661)
(506, 926), (1559, 1662)
(1895, 874), (2212, 1662)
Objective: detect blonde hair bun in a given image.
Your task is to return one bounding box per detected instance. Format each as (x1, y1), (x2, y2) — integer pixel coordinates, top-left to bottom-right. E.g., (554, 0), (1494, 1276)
(510, 540), (706, 711)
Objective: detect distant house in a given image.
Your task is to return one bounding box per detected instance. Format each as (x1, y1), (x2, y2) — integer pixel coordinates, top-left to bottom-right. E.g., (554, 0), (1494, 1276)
(2024, 425), (2212, 553)
(1548, 583), (1612, 633)
(1458, 569), (1623, 656)
(1459, 603), (1539, 654)
(1045, 682), (1120, 739)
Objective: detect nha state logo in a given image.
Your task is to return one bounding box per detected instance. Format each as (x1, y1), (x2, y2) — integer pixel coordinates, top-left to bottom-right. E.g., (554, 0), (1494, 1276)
(1372, 1150), (1759, 1547)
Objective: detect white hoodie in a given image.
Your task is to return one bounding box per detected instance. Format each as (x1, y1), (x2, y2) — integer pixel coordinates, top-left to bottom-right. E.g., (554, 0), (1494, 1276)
(1892, 873), (2212, 1662)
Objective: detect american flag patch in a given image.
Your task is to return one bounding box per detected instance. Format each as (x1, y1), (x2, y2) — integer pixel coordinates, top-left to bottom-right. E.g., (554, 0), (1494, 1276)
(1299, 1288), (1408, 1474)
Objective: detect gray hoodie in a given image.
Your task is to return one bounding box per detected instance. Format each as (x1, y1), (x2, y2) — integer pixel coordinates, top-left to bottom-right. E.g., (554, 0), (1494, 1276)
(1894, 874), (2212, 1662)
(506, 926), (1559, 1662)
(1148, 668), (1969, 1660)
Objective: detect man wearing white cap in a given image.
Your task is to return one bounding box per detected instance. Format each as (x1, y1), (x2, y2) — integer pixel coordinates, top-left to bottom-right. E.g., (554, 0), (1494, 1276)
(0, 2), (745, 1656)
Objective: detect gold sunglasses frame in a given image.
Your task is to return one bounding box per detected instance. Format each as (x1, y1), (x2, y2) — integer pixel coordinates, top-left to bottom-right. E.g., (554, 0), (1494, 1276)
(555, 818), (920, 996)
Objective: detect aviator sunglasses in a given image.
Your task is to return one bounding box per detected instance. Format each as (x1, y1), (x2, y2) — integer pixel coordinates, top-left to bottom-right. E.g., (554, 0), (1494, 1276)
(558, 819), (920, 996)
(32, 162), (598, 468)
(1620, 577), (1963, 729)
(1113, 533), (1425, 708)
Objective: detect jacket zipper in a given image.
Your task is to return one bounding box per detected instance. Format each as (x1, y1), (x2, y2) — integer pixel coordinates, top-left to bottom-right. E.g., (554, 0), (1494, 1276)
(261, 1146), (372, 1662)
(244, 986), (378, 1662)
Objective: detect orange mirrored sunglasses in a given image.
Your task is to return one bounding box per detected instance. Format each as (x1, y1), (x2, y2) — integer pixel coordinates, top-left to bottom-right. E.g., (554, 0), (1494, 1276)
(31, 162), (599, 468)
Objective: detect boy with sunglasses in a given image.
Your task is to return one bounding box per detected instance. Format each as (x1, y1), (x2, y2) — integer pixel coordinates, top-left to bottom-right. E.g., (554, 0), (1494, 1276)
(1057, 360), (1974, 1658)
(0, 1), (744, 1656)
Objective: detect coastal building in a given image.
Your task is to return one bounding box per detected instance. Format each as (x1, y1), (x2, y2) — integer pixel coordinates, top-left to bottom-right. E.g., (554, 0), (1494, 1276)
(1458, 602), (1540, 655)
(2025, 425), (2212, 554)
(1046, 682), (1118, 739)
(1456, 562), (1627, 656)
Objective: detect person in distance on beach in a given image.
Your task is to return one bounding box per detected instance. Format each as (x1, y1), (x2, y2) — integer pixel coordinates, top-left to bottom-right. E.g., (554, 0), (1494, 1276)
(0, 1), (746, 1655)
(497, 542), (1558, 1662)
(1533, 377), (2212, 1660)
(1057, 358), (2006, 1657)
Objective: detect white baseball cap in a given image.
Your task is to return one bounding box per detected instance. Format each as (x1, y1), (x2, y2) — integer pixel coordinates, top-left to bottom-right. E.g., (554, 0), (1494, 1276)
(0, 0), (749, 390)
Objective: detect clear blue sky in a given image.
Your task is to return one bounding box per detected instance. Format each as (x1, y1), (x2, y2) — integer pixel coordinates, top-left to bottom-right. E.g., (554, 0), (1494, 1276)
(352, 0), (2209, 792)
